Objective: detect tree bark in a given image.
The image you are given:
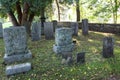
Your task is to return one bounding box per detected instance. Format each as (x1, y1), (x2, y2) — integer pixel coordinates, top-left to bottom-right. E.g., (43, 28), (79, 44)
(7, 10), (19, 26)
(40, 7), (46, 35)
(55, 0), (60, 21)
(21, 2), (29, 25)
(76, 0), (80, 22)
(16, 1), (22, 25)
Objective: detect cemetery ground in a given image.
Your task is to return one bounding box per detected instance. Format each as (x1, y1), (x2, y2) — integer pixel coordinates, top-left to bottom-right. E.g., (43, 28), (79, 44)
(0, 30), (120, 80)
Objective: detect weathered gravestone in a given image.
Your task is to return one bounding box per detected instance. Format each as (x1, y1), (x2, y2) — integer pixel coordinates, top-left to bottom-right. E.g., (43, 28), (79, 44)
(52, 20), (57, 32)
(102, 37), (114, 58)
(70, 22), (78, 36)
(31, 22), (41, 41)
(0, 22), (3, 38)
(44, 22), (54, 40)
(82, 19), (89, 35)
(3, 26), (32, 75)
(53, 28), (74, 54)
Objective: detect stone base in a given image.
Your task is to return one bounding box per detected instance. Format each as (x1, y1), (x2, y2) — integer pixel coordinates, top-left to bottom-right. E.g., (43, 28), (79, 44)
(4, 50), (32, 64)
(53, 43), (74, 54)
(6, 63), (31, 76)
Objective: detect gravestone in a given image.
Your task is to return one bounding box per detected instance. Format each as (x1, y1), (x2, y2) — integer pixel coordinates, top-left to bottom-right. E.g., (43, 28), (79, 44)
(82, 19), (89, 35)
(0, 22), (3, 38)
(76, 52), (85, 64)
(52, 20), (57, 32)
(44, 22), (54, 40)
(70, 22), (78, 36)
(3, 26), (32, 75)
(102, 37), (114, 58)
(53, 28), (74, 54)
(31, 22), (41, 41)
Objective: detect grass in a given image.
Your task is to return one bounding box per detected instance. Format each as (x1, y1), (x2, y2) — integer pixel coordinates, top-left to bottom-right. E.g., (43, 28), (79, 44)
(0, 30), (120, 80)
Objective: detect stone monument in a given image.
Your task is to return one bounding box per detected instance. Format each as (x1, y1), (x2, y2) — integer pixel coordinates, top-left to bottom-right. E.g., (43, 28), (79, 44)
(3, 26), (32, 76)
(102, 37), (114, 58)
(82, 19), (89, 35)
(31, 22), (41, 41)
(44, 22), (54, 40)
(53, 28), (74, 54)
(70, 22), (78, 36)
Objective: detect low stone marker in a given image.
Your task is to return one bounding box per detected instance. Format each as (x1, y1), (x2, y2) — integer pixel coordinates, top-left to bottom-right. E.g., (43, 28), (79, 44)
(6, 63), (31, 75)
(0, 22), (3, 38)
(31, 22), (41, 41)
(102, 37), (114, 58)
(76, 52), (85, 64)
(82, 19), (89, 35)
(53, 28), (74, 54)
(3, 26), (32, 76)
(44, 22), (54, 40)
(70, 22), (78, 36)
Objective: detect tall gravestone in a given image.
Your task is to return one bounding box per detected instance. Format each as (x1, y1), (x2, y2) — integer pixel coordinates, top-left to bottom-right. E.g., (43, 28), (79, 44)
(31, 22), (41, 41)
(53, 28), (74, 54)
(0, 22), (3, 38)
(3, 26), (32, 75)
(44, 22), (54, 40)
(70, 22), (78, 36)
(52, 20), (57, 32)
(82, 19), (89, 35)
(102, 37), (114, 58)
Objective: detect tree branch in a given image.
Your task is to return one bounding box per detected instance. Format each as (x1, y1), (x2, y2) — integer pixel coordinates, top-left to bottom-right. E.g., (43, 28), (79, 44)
(16, 1), (22, 25)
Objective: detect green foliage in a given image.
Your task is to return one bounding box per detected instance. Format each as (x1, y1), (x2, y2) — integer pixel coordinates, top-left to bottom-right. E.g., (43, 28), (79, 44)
(0, 29), (120, 79)
(0, 0), (53, 18)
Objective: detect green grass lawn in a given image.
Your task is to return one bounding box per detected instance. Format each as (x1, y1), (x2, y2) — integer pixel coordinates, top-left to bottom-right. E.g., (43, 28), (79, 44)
(0, 30), (120, 80)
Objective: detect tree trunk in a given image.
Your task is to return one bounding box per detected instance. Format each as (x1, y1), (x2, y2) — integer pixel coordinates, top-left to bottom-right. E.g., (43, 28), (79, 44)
(21, 2), (29, 25)
(16, 1), (22, 25)
(26, 12), (35, 36)
(40, 7), (46, 35)
(76, 0), (80, 22)
(55, 0), (60, 21)
(7, 10), (19, 26)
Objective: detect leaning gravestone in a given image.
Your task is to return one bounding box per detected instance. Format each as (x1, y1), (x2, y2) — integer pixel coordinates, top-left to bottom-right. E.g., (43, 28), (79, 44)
(82, 19), (89, 35)
(53, 28), (74, 54)
(102, 37), (114, 58)
(0, 22), (3, 38)
(44, 22), (54, 40)
(3, 26), (32, 76)
(70, 22), (78, 36)
(31, 22), (41, 41)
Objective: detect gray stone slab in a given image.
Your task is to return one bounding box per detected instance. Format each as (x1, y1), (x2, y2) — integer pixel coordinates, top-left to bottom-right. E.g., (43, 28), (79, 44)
(82, 19), (89, 35)
(0, 22), (3, 38)
(52, 20), (57, 32)
(70, 22), (78, 36)
(4, 50), (32, 64)
(55, 28), (73, 46)
(102, 37), (114, 58)
(3, 26), (28, 56)
(44, 22), (54, 40)
(31, 22), (41, 41)
(6, 63), (31, 76)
